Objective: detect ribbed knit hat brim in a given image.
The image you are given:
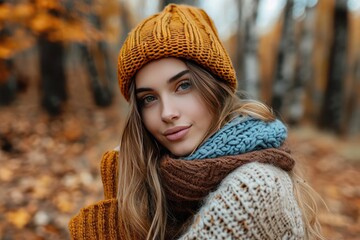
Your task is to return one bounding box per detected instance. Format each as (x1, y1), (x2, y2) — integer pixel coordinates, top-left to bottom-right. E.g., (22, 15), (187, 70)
(117, 4), (237, 101)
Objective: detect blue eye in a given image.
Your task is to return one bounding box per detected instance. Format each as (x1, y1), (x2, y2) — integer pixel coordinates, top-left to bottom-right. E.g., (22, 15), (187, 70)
(141, 95), (157, 106)
(177, 80), (191, 91)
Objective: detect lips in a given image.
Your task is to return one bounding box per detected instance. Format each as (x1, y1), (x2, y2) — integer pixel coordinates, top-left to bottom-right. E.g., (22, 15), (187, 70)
(164, 126), (191, 141)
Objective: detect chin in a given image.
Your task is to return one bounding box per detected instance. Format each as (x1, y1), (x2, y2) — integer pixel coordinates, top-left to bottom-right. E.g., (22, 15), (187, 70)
(169, 147), (193, 158)
(166, 140), (199, 158)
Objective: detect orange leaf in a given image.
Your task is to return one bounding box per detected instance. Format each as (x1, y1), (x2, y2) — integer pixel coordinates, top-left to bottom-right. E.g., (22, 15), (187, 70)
(0, 167), (13, 182)
(54, 192), (75, 213)
(6, 209), (31, 229)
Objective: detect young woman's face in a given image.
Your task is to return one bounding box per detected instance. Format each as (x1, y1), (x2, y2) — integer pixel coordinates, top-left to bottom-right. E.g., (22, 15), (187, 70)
(135, 58), (214, 157)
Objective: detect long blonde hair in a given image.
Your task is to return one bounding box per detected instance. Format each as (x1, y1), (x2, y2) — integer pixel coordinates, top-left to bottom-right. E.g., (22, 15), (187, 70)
(117, 59), (324, 239)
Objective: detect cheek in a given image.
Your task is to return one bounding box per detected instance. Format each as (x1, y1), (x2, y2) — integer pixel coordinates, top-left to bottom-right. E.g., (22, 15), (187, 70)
(192, 99), (214, 128)
(141, 110), (159, 136)
(188, 96), (211, 118)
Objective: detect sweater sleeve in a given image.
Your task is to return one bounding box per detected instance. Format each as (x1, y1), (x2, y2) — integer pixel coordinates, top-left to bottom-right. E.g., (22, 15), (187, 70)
(68, 151), (123, 239)
(178, 162), (305, 240)
(100, 150), (119, 199)
(68, 199), (125, 239)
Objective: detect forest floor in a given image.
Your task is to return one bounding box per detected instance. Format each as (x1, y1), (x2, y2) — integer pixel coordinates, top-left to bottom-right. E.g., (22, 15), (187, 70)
(0, 65), (359, 239)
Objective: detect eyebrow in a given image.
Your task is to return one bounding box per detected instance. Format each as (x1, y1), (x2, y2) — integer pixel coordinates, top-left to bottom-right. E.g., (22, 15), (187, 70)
(168, 69), (190, 83)
(136, 69), (190, 94)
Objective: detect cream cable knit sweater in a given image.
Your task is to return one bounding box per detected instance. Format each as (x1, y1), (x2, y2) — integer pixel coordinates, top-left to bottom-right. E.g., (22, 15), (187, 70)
(179, 162), (304, 239)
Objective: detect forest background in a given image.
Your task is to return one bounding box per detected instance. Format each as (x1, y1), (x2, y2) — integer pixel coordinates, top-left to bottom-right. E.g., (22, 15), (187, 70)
(0, 0), (359, 239)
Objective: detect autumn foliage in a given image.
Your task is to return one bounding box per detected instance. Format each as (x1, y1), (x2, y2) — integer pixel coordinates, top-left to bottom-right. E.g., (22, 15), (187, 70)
(0, 0), (119, 60)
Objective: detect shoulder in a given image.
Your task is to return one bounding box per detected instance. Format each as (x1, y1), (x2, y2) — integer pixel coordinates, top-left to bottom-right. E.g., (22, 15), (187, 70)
(221, 162), (301, 220)
(180, 162), (305, 239)
(221, 162), (302, 219)
(223, 162), (294, 192)
(214, 162), (301, 218)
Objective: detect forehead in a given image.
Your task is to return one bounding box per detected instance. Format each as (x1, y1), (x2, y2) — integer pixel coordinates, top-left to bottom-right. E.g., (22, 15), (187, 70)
(135, 58), (188, 87)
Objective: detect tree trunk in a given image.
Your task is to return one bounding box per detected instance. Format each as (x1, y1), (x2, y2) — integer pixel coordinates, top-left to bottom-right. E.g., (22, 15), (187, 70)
(337, 4), (360, 136)
(119, 1), (132, 47)
(235, 0), (244, 93)
(346, 57), (360, 134)
(0, 59), (16, 105)
(291, 2), (317, 124)
(162, 0), (197, 7)
(80, 0), (113, 107)
(271, 0), (296, 117)
(38, 35), (67, 115)
(0, 1), (16, 105)
(241, 0), (260, 100)
(79, 43), (113, 107)
(319, 0), (347, 133)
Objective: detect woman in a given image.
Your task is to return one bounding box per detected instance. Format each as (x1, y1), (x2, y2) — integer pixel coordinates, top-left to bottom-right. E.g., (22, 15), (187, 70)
(69, 4), (324, 240)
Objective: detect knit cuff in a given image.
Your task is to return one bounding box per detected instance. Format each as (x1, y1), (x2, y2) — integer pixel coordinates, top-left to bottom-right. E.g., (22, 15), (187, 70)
(69, 199), (124, 239)
(101, 151), (119, 199)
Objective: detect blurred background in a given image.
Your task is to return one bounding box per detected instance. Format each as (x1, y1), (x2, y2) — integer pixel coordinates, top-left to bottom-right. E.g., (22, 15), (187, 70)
(0, 0), (359, 239)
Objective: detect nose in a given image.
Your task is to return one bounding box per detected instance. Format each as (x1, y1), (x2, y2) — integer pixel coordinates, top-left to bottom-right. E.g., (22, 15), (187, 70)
(161, 99), (179, 123)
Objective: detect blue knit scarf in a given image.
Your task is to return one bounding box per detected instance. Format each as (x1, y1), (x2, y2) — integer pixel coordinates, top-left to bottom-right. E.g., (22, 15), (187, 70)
(184, 116), (287, 160)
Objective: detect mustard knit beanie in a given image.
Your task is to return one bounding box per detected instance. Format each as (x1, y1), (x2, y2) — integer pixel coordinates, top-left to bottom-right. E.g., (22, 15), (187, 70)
(118, 4), (237, 101)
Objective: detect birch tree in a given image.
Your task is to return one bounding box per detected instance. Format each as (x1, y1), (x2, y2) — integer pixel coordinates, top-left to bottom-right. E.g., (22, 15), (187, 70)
(162, 0), (198, 7)
(119, 0), (131, 46)
(271, 0), (296, 117)
(236, 0), (260, 100)
(290, 0), (317, 124)
(235, 0), (244, 92)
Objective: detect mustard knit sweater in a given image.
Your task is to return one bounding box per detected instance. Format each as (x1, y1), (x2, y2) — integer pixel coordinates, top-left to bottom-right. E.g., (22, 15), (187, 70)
(69, 150), (304, 239)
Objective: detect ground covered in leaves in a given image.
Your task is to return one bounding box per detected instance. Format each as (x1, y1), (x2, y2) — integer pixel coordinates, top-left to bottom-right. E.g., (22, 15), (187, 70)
(0, 78), (359, 239)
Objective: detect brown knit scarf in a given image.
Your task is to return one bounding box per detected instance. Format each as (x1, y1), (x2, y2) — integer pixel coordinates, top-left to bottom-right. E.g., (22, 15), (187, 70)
(95, 143), (295, 239)
(159, 144), (295, 238)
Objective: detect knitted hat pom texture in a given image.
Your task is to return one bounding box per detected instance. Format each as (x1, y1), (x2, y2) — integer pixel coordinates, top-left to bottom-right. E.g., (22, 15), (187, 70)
(117, 4), (237, 101)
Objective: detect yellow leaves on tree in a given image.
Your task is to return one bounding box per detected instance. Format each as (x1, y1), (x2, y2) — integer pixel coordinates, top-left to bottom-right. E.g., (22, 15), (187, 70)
(35, 0), (65, 12)
(0, 29), (35, 59)
(29, 0), (105, 42)
(50, 20), (104, 43)
(0, 5), (10, 24)
(30, 12), (62, 35)
(0, 3), (35, 59)
(30, 12), (103, 42)
(13, 3), (35, 21)
(0, 1), (106, 52)
(0, 3), (35, 24)
(0, 38), (18, 59)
